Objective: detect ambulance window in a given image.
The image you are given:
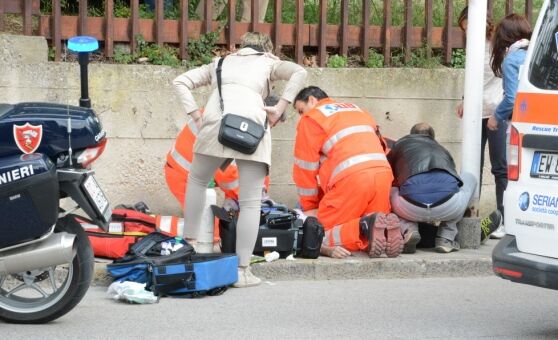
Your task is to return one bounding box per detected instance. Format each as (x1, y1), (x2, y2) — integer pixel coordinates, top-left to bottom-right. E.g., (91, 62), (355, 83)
(529, 0), (558, 90)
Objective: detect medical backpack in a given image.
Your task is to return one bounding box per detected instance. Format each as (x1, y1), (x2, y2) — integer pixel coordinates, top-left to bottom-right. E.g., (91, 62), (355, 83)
(216, 201), (324, 259)
(106, 232), (238, 297)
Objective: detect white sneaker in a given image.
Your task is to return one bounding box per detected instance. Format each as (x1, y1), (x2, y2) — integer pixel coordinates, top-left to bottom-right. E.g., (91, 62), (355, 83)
(490, 224), (506, 239)
(233, 267), (261, 288)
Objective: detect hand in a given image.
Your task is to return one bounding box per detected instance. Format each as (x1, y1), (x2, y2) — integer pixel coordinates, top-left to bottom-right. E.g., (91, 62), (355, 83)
(320, 245), (351, 259)
(487, 115), (498, 131)
(190, 109), (203, 129)
(263, 98), (289, 127)
(456, 101), (464, 119)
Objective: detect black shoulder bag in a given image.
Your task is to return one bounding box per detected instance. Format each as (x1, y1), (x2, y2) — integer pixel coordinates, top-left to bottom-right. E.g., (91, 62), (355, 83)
(216, 56), (267, 155)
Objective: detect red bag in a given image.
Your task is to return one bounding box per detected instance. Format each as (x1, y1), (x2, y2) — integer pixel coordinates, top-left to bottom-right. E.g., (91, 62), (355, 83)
(80, 209), (158, 259)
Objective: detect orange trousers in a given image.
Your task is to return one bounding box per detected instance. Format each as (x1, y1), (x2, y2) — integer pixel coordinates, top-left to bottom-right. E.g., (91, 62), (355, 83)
(318, 168), (392, 251)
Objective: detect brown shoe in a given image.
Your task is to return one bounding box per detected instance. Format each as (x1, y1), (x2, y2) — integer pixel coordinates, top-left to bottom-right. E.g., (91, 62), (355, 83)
(385, 213), (404, 258)
(361, 213), (387, 258)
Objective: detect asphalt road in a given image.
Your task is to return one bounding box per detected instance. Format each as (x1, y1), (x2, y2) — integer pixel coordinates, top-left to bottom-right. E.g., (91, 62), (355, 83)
(2, 276), (558, 339)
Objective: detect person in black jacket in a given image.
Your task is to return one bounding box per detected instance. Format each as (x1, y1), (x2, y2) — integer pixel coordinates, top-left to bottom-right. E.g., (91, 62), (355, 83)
(388, 123), (477, 253)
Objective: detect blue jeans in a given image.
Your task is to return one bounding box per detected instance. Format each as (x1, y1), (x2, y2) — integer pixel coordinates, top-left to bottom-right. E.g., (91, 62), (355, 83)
(480, 117), (508, 217)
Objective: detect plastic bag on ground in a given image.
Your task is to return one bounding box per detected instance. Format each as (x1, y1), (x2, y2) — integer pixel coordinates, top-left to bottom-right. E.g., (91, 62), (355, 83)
(107, 281), (158, 304)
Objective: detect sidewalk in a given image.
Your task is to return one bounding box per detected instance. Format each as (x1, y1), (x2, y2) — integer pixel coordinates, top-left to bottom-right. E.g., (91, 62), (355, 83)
(92, 240), (497, 286)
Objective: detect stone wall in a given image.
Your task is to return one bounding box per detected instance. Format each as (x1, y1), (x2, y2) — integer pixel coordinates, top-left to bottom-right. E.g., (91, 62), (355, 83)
(0, 34), (496, 216)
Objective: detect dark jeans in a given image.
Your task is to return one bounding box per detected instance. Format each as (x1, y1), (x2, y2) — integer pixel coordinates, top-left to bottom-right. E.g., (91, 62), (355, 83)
(480, 117), (508, 218)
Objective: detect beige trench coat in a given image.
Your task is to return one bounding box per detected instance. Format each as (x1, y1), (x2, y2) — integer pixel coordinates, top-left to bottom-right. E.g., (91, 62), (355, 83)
(173, 48), (307, 167)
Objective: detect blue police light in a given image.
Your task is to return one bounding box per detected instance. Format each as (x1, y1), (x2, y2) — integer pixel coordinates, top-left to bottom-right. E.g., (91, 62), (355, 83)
(68, 36), (99, 53)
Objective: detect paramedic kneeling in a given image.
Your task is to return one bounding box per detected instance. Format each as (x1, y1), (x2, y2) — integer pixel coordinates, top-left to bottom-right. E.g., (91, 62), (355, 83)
(292, 86), (404, 259)
(388, 123), (477, 253)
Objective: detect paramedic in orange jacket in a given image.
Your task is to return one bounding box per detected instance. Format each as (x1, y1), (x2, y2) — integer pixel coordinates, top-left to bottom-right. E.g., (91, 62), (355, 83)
(292, 86), (403, 259)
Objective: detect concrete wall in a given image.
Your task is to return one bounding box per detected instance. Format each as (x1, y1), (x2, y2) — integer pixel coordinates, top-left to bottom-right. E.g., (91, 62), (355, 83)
(0, 35), (497, 216)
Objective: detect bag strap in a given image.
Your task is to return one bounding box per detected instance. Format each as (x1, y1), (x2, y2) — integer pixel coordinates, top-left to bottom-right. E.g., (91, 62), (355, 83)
(216, 56), (226, 113)
(216, 55), (269, 130)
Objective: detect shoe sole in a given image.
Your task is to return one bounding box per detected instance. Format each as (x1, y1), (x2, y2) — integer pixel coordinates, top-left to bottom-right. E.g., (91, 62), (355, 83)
(402, 231), (421, 254)
(233, 279), (261, 288)
(434, 245), (459, 253)
(368, 213), (387, 258)
(385, 213), (404, 258)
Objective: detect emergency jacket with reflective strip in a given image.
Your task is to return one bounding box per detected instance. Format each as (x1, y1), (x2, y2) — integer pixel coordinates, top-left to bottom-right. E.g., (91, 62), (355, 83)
(166, 117), (240, 200)
(294, 98), (391, 211)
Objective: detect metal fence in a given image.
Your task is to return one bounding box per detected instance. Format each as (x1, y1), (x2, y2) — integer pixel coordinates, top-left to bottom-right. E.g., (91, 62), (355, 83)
(1, 0), (536, 66)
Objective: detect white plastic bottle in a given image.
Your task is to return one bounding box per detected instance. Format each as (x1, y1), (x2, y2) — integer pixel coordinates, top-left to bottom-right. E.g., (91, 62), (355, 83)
(196, 181), (217, 253)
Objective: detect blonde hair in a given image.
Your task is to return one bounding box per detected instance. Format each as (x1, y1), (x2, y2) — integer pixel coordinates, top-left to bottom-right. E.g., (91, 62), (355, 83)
(240, 32), (273, 53)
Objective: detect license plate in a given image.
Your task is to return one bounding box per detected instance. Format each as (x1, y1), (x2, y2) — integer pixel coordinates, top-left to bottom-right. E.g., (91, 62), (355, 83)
(83, 175), (110, 214)
(531, 152), (558, 180)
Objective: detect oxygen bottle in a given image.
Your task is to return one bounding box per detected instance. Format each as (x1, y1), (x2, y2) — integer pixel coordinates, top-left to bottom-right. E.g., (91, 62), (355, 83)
(197, 180), (217, 253)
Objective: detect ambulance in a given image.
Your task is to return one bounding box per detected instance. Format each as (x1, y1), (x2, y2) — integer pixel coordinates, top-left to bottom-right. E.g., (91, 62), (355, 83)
(492, 0), (558, 290)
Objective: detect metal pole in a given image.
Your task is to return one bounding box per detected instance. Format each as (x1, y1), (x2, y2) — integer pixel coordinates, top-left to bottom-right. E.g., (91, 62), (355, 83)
(78, 52), (91, 108)
(461, 0), (487, 215)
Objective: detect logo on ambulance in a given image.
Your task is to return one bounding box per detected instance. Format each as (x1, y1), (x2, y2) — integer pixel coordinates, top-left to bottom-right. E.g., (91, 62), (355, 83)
(519, 192), (530, 211)
(13, 123), (43, 154)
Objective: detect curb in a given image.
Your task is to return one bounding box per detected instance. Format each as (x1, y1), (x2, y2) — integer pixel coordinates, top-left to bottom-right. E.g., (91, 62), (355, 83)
(92, 241), (496, 286)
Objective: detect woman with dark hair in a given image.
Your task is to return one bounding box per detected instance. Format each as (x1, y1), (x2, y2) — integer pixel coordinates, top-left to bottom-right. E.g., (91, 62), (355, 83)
(487, 13), (531, 235)
(456, 6), (507, 239)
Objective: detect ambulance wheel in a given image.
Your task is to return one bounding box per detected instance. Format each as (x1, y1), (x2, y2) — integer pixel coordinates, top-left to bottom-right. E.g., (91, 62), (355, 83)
(0, 214), (94, 324)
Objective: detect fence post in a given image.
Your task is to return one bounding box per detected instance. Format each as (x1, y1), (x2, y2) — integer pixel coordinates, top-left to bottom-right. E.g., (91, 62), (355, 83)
(273, 0), (282, 55)
(340, 0), (349, 57)
(227, 0), (236, 51)
(487, 0), (493, 19)
(318, 0), (327, 67)
(251, 0), (260, 32)
(105, 0), (114, 58)
(403, 0), (412, 63)
(525, 0), (533, 24)
(156, 0), (164, 46)
(424, 0), (433, 59)
(295, 0), (304, 65)
(53, 0), (61, 61)
(0, 0), (4, 32)
(79, 0), (88, 36)
(204, 0), (213, 34)
(505, 0), (513, 15)
(361, 0), (370, 63)
(24, 0), (33, 35)
(179, 0), (189, 60)
(131, 0), (139, 53)
(443, 0), (453, 65)
(383, 0), (392, 66)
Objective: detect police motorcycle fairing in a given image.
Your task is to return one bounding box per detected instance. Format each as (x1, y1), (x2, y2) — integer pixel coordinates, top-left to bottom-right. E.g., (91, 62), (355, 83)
(0, 37), (111, 324)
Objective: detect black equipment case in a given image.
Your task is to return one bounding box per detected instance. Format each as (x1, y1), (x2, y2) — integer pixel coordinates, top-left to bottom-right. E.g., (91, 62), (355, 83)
(215, 201), (324, 259)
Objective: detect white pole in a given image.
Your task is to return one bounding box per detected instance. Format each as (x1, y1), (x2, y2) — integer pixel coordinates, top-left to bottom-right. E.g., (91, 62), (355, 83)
(461, 0), (487, 213)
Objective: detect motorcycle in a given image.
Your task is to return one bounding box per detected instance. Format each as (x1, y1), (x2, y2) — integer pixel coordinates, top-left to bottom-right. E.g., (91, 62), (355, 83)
(0, 37), (111, 323)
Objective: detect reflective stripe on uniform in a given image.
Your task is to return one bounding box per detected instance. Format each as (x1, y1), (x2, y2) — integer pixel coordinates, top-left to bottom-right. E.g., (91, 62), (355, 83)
(330, 153), (387, 181)
(322, 125), (375, 155)
(187, 118), (199, 136)
(294, 158), (319, 171)
(297, 187), (319, 196)
(219, 179), (239, 190)
(320, 155), (328, 164)
(170, 148), (192, 171)
(323, 225), (343, 246)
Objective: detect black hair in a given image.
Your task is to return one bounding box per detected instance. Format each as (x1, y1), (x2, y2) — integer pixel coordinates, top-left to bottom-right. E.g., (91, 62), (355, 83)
(293, 86), (329, 103)
(410, 123), (435, 139)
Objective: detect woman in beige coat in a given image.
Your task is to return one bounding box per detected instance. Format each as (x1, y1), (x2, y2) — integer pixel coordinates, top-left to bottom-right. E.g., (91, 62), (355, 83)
(173, 32), (307, 287)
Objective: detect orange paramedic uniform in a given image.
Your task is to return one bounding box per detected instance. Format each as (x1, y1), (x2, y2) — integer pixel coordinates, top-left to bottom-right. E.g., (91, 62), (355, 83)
(293, 98), (393, 251)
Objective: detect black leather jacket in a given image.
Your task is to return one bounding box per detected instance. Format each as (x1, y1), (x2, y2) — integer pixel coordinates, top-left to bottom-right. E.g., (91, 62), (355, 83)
(387, 134), (462, 187)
